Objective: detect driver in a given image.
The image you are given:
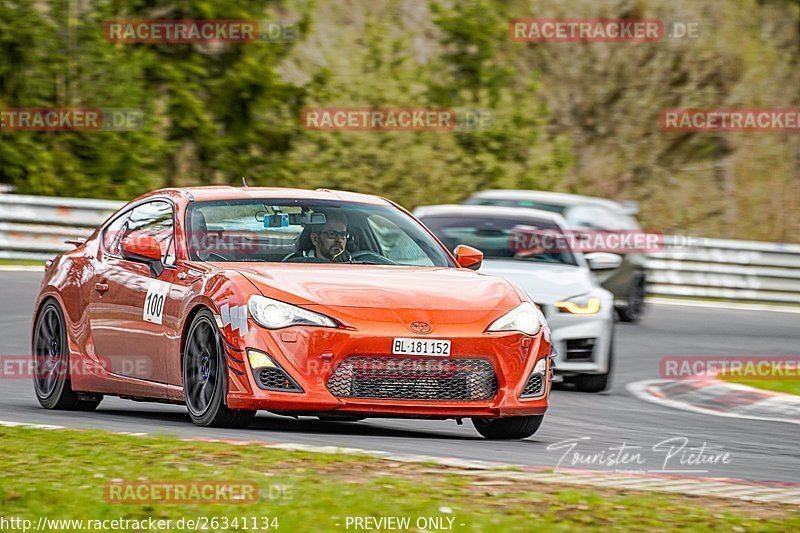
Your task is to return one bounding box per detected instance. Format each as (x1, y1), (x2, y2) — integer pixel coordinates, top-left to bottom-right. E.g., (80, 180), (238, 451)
(309, 212), (351, 262)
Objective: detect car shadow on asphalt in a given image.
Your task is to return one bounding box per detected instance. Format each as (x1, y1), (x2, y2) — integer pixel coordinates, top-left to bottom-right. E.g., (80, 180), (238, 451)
(10, 401), (548, 443)
(93, 408), (487, 440)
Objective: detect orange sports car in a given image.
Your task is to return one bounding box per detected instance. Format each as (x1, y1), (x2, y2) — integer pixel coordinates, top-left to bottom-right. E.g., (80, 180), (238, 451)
(32, 187), (552, 439)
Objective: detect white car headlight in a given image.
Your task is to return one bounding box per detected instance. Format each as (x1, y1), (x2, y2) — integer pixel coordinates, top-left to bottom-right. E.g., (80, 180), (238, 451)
(248, 295), (337, 329)
(554, 293), (601, 315)
(487, 302), (541, 336)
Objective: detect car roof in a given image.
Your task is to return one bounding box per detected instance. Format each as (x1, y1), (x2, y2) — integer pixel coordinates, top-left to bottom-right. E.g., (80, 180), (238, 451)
(414, 204), (569, 228)
(140, 186), (391, 205)
(468, 189), (624, 210)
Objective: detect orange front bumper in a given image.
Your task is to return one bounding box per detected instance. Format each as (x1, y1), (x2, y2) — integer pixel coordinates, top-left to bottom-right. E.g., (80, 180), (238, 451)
(223, 310), (551, 419)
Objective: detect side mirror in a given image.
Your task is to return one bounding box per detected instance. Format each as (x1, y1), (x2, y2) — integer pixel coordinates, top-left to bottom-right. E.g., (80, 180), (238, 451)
(585, 252), (623, 271)
(121, 236), (164, 277)
(454, 245), (483, 271)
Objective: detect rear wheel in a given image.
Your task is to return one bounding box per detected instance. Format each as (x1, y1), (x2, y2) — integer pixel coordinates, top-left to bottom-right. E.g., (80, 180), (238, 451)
(471, 415), (544, 440)
(617, 275), (646, 323)
(183, 309), (256, 428)
(33, 300), (102, 411)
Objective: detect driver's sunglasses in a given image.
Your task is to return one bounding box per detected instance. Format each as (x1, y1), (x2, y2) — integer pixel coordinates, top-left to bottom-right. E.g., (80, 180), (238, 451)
(317, 230), (350, 240)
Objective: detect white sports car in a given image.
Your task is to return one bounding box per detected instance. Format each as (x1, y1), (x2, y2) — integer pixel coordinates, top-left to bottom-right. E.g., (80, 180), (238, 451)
(415, 204), (617, 392)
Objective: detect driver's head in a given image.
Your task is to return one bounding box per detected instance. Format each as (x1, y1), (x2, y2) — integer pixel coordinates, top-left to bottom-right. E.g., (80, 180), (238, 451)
(310, 212), (348, 261)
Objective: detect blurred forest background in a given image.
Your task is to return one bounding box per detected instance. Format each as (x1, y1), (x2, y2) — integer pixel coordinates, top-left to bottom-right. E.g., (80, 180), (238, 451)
(1, 0), (800, 241)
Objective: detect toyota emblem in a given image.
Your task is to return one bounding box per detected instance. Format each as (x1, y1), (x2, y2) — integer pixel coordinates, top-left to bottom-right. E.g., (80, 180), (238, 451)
(410, 321), (432, 334)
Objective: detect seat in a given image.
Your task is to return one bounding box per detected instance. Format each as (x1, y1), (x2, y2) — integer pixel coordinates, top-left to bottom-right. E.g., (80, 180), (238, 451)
(282, 225), (354, 262)
(188, 210), (210, 260)
(282, 226), (313, 261)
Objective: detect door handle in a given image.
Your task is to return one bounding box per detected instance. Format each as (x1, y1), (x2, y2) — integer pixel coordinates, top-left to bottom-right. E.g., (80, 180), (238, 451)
(94, 282), (109, 295)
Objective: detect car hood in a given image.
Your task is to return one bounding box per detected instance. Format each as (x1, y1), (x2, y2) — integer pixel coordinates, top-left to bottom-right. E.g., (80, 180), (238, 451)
(478, 260), (596, 304)
(230, 263), (520, 311)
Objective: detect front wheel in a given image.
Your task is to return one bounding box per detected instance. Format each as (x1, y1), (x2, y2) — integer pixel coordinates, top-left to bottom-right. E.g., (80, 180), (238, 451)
(183, 309), (256, 428)
(33, 300), (102, 411)
(471, 415), (544, 440)
(571, 372), (610, 393)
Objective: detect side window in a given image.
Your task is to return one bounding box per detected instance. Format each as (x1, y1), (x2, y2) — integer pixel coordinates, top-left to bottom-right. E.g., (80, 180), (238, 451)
(121, 201), (176, 266)
(102, 212), (132, 256)
(565, 205), (617, 229)
(595, 207), (627, 230)
(367, 215), (434, 266)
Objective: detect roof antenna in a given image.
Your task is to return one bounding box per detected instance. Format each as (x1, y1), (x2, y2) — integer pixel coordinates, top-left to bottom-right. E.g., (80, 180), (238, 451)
(241, 176), (248, 187)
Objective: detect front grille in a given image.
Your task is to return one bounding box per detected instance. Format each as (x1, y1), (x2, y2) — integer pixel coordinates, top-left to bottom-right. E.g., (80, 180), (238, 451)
(257, 367), (303, 392)
(327, 357), (497, 401)
(565, 338), (596, 361)
(520, 373), (544, 398)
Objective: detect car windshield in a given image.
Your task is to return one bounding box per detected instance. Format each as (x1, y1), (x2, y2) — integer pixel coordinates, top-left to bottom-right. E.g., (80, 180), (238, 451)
(420, 215), (578, 266)
(466, 197), (567, 215)
(185, 199), (454, 267)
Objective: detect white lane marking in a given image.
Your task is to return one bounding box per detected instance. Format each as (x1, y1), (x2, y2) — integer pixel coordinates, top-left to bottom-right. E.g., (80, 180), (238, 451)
(627, 379), (800, 425)
(648, 297), (800, 314)
(0, 266), (44, 272)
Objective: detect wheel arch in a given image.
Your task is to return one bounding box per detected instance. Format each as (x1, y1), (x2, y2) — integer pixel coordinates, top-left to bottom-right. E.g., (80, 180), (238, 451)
(179, 303), (214, 369)
(31, 292), (69, 352)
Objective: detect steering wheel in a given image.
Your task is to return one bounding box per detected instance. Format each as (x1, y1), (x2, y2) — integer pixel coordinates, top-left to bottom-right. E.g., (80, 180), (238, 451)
(201, 251), (229, 262)
(350, 251), (396, 265)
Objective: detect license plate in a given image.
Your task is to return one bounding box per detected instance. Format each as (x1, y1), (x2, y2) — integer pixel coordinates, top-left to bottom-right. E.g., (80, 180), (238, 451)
(392, 338), (451, 356)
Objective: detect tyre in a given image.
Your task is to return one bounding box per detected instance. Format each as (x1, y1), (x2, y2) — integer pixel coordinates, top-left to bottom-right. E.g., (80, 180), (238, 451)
(571, 372), (610, 393)
(471, 415), (544, 440)
(33, 300), (102, 411)
(183, 309), (256, 428)
(617, 275), (646, 323)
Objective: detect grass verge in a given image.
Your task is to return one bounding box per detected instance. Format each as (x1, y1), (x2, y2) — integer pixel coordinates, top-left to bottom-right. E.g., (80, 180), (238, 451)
(0, 259), (45, 267)
(719, 374), (800, 396)
(0, 426), (798, 532)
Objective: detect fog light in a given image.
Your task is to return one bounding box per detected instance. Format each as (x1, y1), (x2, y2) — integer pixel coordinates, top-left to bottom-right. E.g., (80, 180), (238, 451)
(247, 349), (276, 370)
(533, 357), (547, 375)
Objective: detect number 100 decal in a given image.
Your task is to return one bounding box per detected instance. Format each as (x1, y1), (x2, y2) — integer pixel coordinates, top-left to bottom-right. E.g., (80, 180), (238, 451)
(143, 280), (169, 324)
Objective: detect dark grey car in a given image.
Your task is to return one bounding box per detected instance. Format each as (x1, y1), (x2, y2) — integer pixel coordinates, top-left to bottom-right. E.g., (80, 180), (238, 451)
(464, 190), (647, 322)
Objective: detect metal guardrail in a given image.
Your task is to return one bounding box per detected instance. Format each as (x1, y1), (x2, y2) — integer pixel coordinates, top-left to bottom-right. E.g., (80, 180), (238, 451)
(0, 194), (122, 262)
(645, 236), (800, 304)
(1, 194), (799, 306)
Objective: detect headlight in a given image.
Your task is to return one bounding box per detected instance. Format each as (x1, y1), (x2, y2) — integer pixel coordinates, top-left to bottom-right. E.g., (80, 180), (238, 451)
(248, 295), (337, 329)
(487, 302), (541, 336)
(554, 294), (601, 315)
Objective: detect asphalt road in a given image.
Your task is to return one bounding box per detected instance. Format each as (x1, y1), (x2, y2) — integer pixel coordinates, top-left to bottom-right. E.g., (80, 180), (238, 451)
(2, 271), (798, 483)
